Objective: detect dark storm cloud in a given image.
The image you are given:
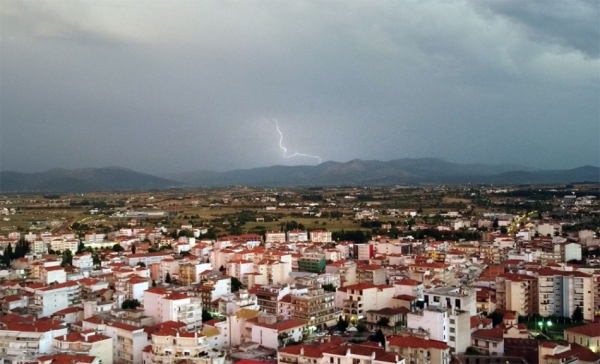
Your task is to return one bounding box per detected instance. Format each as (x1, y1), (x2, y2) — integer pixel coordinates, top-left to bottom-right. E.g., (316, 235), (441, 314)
(1, 1), (598, 174)
(476, 0), (600, 58)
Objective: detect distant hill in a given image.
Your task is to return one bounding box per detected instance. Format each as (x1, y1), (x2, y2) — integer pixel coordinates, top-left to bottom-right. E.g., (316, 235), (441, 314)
(167, 158), (599, 186)
(2, 159), (597, 191)
(0, 167), (184, 192)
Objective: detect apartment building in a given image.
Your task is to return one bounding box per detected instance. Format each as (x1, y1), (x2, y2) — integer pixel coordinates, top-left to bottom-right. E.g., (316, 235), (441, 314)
(126, 252), (172, 267)
(141, 326), (226, 364)
(357, 265), (386, 285)
(386, 335), (450, 364)
(326, 260), (357, 287)
(310, 230), (332, 243)
(217, 289), (259, 315)
(251, 258), (291, 286)
(79, 278), (109, 301)
(52, 332), (113, 364)
(393, 278), (424, 301)
(144, 289), (203, 331)
(495, 273), (538, 316)
(72, 253), (94, 271)
(198, 276), (232, 309)
(353, 243), (375, 261)
(287, 230), (308, 242)
(0, 320), (68, 362)
(408, 262), (451, 284)
(537, 268), (593, 321)
(422, 287), (477, 315)
(250, 315), (306, 349)
(41, 266), (66, 285)
(336, 283), (395, 320)
(290, 285), (340, 329)
(256, 285), (291, 315)
(32, 281), (81, 318)
(406, 304), (471, 354)
(82, 317), (148, 364)
(266, 231), (287, 244)
(227, 259), (255, 281)
(114, 277), (148, 306)
(298, 253), (326, 273)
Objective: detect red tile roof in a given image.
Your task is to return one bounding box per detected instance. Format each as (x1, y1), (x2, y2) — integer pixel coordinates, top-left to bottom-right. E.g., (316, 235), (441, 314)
(386, 335), (449, 350)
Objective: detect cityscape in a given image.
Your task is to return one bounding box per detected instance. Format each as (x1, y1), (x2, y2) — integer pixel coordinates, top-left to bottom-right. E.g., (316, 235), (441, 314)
(1, 1), (599, 364)
(0, 184), (597, 364)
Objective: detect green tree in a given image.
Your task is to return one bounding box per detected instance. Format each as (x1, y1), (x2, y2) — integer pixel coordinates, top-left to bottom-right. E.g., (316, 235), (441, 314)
(77, 240), (85, 254)
(376, 317), (390, 327)
(165, 273), (172, 284)
(572, 306), (584, 323)
(14, 238), (31, 258)
(336, 316), (348, 332)
(488, 311), (504, 327)
(61, 249), (73, 267)
(202, 309), (213, 322)
(121, 299), (141, 309)
(231, 277), (243, 292)
(356, 322), (367, 332)
(370, 329), (386, 349)
(322, 283), (337, 292)
(3, 243), (13, 266)
(113, 244), (124, 252)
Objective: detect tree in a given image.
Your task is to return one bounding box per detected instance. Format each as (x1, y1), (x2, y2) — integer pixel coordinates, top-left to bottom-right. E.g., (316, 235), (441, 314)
(92, 254), (101, 267)
(113, 244), (124, 252)
(231, 277), (243, 292)
(77, 240), (85, 254)
(322, 283), (336, 292)
(165, 273), (172, 284)
(356, 321), (367, 333)
(336, 316), (348, 332)
(376, 317), (390, 327)
(14, 238), (31, 258)
(572, 306), (584, 323)
(2, 243), (13, 267)
(202, 309), (213, 322)
(121, 299), (141, 309)
(61, 249), (73, 267)
(370, 329), (386, 349)
(488, 311), (504, 327)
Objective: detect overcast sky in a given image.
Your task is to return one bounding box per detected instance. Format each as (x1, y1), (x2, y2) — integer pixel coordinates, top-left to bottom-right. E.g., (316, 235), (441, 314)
(1, 0), (598, 174)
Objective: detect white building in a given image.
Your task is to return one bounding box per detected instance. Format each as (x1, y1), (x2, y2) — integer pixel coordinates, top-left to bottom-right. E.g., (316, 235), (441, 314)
(142, 325), (226, 364)
(287, 230), (308, 242)
(265, 231), (287, 244)
(82, 317), (149, 364)
(52, 331), (113, 364)
(143, 288), (203, 330)
(310, 230), (332, 243)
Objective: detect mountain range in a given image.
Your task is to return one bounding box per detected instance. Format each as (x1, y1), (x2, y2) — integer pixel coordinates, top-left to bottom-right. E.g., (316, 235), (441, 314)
(1, 159), (598, 192)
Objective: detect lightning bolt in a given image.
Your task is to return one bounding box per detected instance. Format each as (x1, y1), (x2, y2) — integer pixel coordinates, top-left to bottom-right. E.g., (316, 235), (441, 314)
(275, 120), (322, 164)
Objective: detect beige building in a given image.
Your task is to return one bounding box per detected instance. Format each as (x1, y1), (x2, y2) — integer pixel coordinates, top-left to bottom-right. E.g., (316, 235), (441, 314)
(495, 273), (538, 316)
(52, 332), (113, 364)
(141, 325), (226, 364)
(290, 285), (341, 329)
(387, 335), (450, 364)
(336, 283), (395, 320)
